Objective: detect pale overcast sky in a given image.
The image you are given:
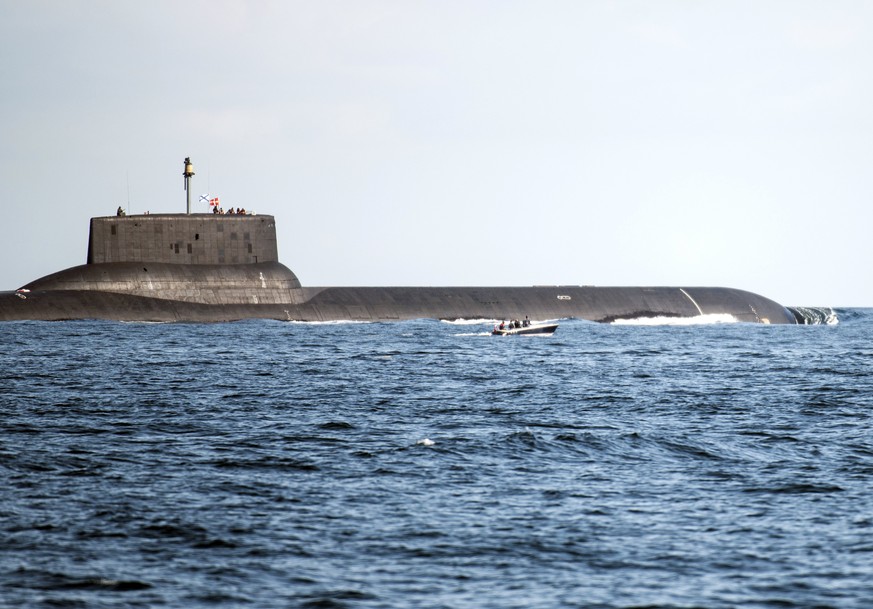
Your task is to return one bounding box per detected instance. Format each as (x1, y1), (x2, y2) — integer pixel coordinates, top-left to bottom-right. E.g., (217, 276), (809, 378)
(2, 1), (871, 306)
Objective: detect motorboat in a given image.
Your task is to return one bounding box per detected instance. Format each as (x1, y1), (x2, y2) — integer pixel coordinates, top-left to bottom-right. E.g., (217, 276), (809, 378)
(492, 322), (558, 336)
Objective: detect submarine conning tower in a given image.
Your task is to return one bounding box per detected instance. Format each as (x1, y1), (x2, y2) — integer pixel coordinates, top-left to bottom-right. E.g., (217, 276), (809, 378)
(87, 214), (279, 265)
(24, 213), (304, 306)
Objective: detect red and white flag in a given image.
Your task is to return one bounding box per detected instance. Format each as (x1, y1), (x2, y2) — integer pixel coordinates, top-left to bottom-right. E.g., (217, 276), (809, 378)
(209, 197), (220, 207)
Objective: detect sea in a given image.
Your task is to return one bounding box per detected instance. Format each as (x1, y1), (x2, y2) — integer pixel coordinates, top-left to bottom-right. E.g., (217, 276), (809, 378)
(2, 308), (872, 609)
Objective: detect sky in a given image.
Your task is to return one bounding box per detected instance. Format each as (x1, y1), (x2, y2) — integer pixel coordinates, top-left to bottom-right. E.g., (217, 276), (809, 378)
(2, 1), (871, 306)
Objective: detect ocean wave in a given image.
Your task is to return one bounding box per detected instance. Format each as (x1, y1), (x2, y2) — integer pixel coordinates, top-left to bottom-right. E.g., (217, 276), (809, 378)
(4, 313), (872, 609)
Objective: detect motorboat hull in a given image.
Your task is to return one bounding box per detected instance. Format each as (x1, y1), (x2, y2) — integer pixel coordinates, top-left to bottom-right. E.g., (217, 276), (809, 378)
(492, 323), (558, 336)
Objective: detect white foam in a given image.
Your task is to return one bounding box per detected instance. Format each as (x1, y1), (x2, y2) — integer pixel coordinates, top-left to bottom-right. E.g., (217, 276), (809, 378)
(612, 313), (739, 326)
(285, 319), (372, 325)
(441, 318), (499, 325)
(791, 306), (839, 325)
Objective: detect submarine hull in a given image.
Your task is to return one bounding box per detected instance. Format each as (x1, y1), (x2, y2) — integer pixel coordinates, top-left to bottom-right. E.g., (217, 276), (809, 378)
(0, 213), (797, 324)
(0, 284), (796, 324)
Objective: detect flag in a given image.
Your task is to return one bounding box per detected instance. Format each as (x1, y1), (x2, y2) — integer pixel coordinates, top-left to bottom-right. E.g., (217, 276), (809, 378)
(209, 197), (220, 207)
(199, 194), (210, 205)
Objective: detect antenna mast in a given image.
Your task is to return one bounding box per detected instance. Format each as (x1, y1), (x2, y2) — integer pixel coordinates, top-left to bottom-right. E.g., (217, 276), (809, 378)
(183, 157), (195, 214)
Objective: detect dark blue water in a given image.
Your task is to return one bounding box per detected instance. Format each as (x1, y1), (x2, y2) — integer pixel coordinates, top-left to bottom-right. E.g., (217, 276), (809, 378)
(2, 312), (872, 608)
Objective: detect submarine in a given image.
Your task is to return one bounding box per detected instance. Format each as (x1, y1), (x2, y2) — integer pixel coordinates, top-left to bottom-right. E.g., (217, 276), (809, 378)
(0, 158), (798, 325)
